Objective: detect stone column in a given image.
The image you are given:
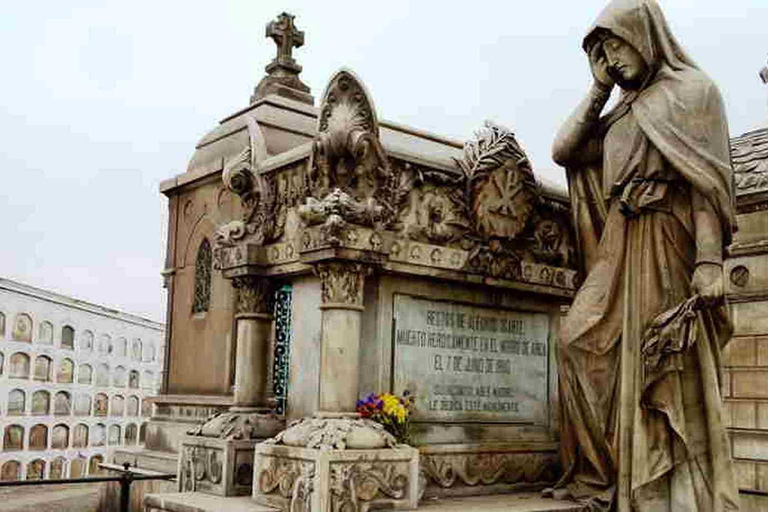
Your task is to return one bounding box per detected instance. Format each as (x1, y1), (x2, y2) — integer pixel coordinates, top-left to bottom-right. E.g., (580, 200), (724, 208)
(231, 276), (273, 411)
(314, 262), (371, 414)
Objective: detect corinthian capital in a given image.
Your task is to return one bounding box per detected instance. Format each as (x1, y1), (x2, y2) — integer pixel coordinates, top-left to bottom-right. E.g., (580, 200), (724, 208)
(313, 262), (371, 309)
(232, 276), (273, 316)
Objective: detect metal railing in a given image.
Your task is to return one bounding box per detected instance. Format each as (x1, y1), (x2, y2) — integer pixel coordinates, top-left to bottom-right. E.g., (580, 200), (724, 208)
(0, 462), (175, 512)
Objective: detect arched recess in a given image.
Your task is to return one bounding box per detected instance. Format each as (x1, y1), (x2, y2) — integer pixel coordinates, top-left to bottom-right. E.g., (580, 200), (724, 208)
(33, 355), (53, 381)
(0, 311), (5, 338)
(37, 321), (53, 344)
(31, 390), (50, 415)
(129, 370), (140, 389)
(79, 330), (94, 352)
(9, 352), (30, 379)
(53, 391), (71, 415)
(57, 358), (74, 383)
(192, 238), (213, 314)
(78, 363), (93, 384)
(61, 325), (75, 349)
(11, 313), (33, 342)
(94, 393), (108, 416)
(52, 424), (69, 449)
(96, 363), (110, 386)
(142, 370), (154, 390)
(0, 461), (20, 481)
(26, 459), (45, 480)
(127, 395), (139, 416)
(114, 365), (127, 387)
(3, 425), (24, 451)
(70, 457), (86, 478)
(72, 424), (88, 448)
(88, 455), (104, 475)
(98, 334), (110, 355)
(74, 393), (91, 416)
(8, 389), (25, 415)
(131, 339), (142, 362)
(29, 424), (48, 451)
(115, 337), (127, 358)
(50, 457), (66, 479)
(108, 424), (121, 445)
(111, 395), (125, 417)
(92, 424), (106, 447)
(139, 423), (147, 444)
(125, 423), (138, 445)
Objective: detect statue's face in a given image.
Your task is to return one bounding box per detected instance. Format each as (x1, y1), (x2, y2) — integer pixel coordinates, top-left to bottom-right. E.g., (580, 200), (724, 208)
(602, 35), (648, 89)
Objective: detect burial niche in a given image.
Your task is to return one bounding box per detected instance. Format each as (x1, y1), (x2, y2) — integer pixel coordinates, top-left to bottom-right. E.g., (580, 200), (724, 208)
(29, 424), (48, 451)
(11, 313), (32, 342)
(0, 312), (5, 338)
(125, 423), (137, 445)
(80, 330), (94, 352)
(127, 395), (139, 416)
(141, 399), (151, 417)
(114, 365), (127, 387)
(70, 457), (86, 478)
(74, 393), (91, 416)
(144, 341), (156, 362)
(61, 325), (75, 349)
(115, 337), (127, 358)
(111, 395), (125, 416)
(94, 393), (108, 416)
(139, 423), (147, 444)
(0, 461), (20, 481)
(50, 457), (66, 479)
(108, 424), (121, 445)
(131, 339), (142, 362)
(37, 321), (53, 344)
(33, 355), (52, 381)
(52, 424), (69, 449)
(92, 424), (106, 447)
(72, 424), (88, 448)
(0, 351), (4, 376)
(26, 459), (45, 480)
(89, 455), (104, 475)
(129, 370), (140, 389)
(31, 390), (50, 415)
(57, 358), (74, 383)
(54, 391), (71, 415)
(192, 238), (212, 314)
(77, 363), (92, 384)
(8, 389), (25, 415)
(3, 425), (24, 451)
(9, 352), (30, 379)
(98, 334), (110, 355)
(96, 363), (109, 386)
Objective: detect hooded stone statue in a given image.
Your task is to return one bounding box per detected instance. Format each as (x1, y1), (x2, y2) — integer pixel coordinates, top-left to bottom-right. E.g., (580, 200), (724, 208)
(551, 0), (739, 510)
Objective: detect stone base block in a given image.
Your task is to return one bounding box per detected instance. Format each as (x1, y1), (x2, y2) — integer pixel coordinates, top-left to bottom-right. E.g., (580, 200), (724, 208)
(179, 436), (260, 497)
(253, 443), (420, 511)
(420, 443), (561, 499)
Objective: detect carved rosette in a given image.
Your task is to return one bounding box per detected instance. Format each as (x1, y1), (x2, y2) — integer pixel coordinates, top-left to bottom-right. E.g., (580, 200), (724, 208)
(232, 276), (273, 316)
(313, 262), (371, 309)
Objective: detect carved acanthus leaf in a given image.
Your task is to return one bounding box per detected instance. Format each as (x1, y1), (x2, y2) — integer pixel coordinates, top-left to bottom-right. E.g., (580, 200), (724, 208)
(313, 262), (371, 307)
(232, 276), (274, 315)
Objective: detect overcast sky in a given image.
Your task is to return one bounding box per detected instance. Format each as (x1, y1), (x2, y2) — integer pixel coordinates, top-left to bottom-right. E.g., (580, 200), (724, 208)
(1, 1), (766, 323)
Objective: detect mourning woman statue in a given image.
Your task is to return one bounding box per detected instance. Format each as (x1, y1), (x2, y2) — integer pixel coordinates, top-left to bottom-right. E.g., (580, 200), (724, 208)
(551, 0), (739, 510)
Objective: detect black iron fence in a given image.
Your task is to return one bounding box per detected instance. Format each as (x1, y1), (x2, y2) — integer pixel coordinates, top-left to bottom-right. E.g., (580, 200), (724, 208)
(0, 462), (175, 512)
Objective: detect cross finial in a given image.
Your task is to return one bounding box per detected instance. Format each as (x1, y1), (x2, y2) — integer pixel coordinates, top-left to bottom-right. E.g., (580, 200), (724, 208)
(266, 12), (304, 73)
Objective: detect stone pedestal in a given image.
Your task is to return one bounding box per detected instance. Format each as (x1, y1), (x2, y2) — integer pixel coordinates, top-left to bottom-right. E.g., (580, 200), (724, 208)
(179, 412), (284, 497)
(253, 443), (420, 512)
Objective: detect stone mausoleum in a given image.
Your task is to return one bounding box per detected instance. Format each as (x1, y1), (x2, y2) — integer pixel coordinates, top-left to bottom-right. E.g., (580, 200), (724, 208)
(134, 12), (768, 512)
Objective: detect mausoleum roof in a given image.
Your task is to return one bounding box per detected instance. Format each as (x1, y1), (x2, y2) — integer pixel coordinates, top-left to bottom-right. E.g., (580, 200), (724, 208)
(731, 127), (768, 199)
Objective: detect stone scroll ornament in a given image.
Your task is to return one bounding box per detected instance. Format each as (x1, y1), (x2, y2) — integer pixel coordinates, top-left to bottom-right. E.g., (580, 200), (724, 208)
(299, 69), (395, 243)
(214, 116), (286, 251)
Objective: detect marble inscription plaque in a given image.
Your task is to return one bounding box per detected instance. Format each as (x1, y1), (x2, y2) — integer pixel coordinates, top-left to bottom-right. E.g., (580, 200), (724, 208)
(393, 294), (550, 423)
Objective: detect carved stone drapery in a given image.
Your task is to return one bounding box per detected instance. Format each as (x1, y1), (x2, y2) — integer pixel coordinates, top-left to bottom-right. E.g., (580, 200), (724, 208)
(232, 276), (273, 316)
(313, 262), (371, 309)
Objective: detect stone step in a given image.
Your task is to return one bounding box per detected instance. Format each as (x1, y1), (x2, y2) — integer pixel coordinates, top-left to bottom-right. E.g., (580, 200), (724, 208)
(144, 491), (584, 512)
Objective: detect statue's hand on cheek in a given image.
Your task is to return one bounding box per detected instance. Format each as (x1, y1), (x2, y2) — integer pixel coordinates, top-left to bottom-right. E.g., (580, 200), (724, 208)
(692, 263), (725, 307)
(589, 44), (616, 92)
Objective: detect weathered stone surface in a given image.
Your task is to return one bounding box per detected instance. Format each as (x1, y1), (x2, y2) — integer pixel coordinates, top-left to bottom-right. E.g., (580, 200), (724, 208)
(393, 294), (550, 424)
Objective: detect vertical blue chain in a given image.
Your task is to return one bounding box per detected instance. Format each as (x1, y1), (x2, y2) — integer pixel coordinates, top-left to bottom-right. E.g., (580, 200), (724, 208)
(272, 285), (292, 415)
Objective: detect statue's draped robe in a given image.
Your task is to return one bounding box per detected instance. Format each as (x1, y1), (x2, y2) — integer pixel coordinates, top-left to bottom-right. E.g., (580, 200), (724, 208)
(559, 1), (739, 510)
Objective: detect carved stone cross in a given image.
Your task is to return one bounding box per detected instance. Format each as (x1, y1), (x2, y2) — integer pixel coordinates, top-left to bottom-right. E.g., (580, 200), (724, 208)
(266, 12), (304, 71)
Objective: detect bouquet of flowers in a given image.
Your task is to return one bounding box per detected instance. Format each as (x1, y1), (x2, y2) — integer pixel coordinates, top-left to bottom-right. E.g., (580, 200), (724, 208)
(356, 390), (415, 444)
